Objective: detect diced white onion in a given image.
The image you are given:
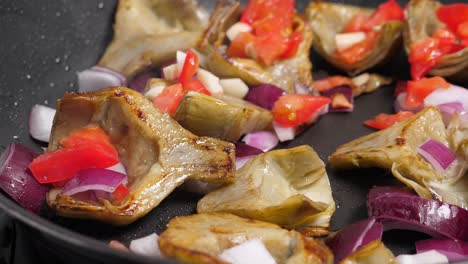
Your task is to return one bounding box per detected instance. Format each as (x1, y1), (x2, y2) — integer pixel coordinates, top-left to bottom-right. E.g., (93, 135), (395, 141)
(197, 69), (223, 95)
(273, 121), (295, 142)
(226, 22), (252, 41)
(335, 32), (366, 51)
(351, 73), (370, 87)
(396, 250), (449, 264)
(29, 104), (56, 142)
(242, 131), (279, 152)
(220, 78), (249, 98)
(176, 50), (187, 73)
(144, 80), (167, 100)
(129, 233), (162, 258)
(162, 64), (179, 81)
(106, 163), (127, 175)
(424, 85), (468, 111)
(219, 239), (276, 264)
(77, 68), (124, 93)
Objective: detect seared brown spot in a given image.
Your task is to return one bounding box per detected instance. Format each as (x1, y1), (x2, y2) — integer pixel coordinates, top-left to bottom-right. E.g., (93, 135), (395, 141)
(114, 89), (125, 97)
(303, 238), (333, 263)
(396, 137), (405, 145)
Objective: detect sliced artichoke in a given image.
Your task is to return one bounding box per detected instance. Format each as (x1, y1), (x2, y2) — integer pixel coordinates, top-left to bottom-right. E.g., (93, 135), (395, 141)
(98, 0), (208, 77)
(329, 107), (468, 208)
(306, 2), (403, 76)
(351, 73), (392, 97)
(158, 212), (333, 264)
(196, 0), (313, 94)
(339, 240), (396, 264)
(197, 145), (335, 231)
(47, 87), (235, 225)
(173, 91), (273, 142)
(404, 0), (468, 82)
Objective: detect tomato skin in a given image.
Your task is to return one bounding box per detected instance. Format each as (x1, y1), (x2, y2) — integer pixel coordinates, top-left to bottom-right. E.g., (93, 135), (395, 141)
(227, 32), (256, 58)
(343, 13), (369, 33)
(436, 4), (468, 34)
(179, 50), (199, 87)
(313, 76), (352, 92)
(365, 0), (404, 31)
(113, 184), (130, 203)
(281, 31), (303, 59)
(253, 33), (289, 66)
(404, 77), (450, 108)
(152, 83), (185, 115)
(273, 94), (331, 127)
(364, 111), (414, 130)
(457, 21), (468, 39)
(336, 32), (378, 65)
(183, 79), (211, 95)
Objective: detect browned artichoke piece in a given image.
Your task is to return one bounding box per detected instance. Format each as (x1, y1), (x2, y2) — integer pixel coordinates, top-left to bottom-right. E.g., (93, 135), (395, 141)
(339, 240), (396, 264)
(197, 145), (335, 231)
(173, 92), (273, 142)
(98, 0), (208, 77)
(351, 73), (392, 97)
(47, 87), (235, 225)
(404, 0), (468, 82)
(306, 2), (403, 76)
(196, 0), (313, 94)
(329, 107), (451, 199)
(158, 212), (334, 264)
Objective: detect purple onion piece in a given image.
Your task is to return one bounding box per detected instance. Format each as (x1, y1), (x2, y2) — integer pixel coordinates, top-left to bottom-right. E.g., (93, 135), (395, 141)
(438, 102), (465, 126)
(62, 168), (127, 196)
(367, 186), (468, 241)
(244, 84), (285, 110)
(91, 66), (127, 87)
(234, 143), (263, 158)
(129, 68), (161, 93)
(416, 239), (468, 262)
(321, 85), (354, 112)
(0, 144), (49, 213)
(242, 131), (279, 152)
(417, 139), (457, 173)
(326, 218), (383, 262)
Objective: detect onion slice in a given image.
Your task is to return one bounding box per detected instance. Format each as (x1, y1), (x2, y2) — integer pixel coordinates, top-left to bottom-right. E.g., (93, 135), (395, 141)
(129, 233), (162, 257)
(416, 239), (468, 262)
(273, 121), (295, 142)
(219, 239), (276, 264)
(367, 186), (468, 241)
(29, 104), (56, 142)
(244, 84), (285, 110)
(396, 250), (449, 264)
(242, 131), (279, 152)
(0, 144), (49, 213)
(417, 139), (456, 174)
(326, 218), (383, 262)
(62, 168), (127, 196)
(77, 66), (127, 93)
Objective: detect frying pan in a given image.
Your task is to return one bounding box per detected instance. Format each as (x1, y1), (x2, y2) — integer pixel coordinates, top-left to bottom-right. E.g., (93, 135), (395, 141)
(0, 0), (460, 263)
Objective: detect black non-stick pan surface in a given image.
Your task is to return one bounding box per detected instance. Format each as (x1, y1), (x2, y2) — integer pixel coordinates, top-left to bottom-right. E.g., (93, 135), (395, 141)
(0, 0), (463, 263)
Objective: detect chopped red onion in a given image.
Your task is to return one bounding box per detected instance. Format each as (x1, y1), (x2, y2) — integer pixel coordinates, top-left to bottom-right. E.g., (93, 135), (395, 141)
(416, 239), (468, 262)
(62, 168), (127, 196)
(321, 85), (354, 112)
(129, 233), (162, 258)
(394, 93), (423, 113)
(244, 84), (286, 110)
(425, 85), (468, 111)
(367, 186), (468, 241)
(438, 102), (465, 126)
(273, 121), (295, 142)
(78, 66), (127, 93)
(242, 131), (279, 152)
(130, 69), (160, 93)
(417, 139), (457, 174)
(0, 144), (49, 213)
(234, 143), (263, 157)
(326, 218), (383, 262)
(396, 250), (449, 264)
(29, 104), (56, 142)
(236, 156), (256, 170)
(219, 239), (276, 264)
(106, 162), (127, 175)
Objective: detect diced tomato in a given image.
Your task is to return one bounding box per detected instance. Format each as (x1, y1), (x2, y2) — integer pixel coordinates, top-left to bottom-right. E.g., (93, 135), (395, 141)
(112, 184), (130, 203)
(432, 28), (456, 40)
(227, 32), (256, 58)
(152, 83), (184, 115)
(457, 21), (468, 39)
(281, 31), (303, 59)
(336, 31), (378, 65)
(364, 0), (404, 31)
(240, 0), (294, 28)
(253, 33), (289, 66)
(404, 77), (450, 108)
(364, 111), (414, 130)
(272, 94), (331, 127)
(60, 127), (113, 150)
(436, 4), (468, 34)
(183, 79), (211, 95)
(343, 13), (369, 33)
(408, 38), (441, 80)
(313, 76), (352, 92)
(179, 50), (199, 87)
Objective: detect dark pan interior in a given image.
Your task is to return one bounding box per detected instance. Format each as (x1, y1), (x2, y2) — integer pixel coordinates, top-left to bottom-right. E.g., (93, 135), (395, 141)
(0, 0), (459, 263)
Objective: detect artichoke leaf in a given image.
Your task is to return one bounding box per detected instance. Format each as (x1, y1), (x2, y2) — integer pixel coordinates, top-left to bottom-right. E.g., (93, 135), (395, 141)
(158, 212), (334, 264)
(196, 0), (313, 93)
(306, 2), (403, 76)
(98, 0), (209, 77)
(351, 73), (392, 97)
(197, 145), (335, 230)
(404, 0), (468, 82)
(339, 240), (396, 264)
(47, 87), (235, 225)
(173, 92), (273, 142)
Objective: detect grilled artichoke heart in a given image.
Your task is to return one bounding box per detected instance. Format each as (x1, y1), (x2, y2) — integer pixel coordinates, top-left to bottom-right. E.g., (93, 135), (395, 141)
(306, 2), (403, 76)
(47, 87), (235, 225)
(339, 240), (396, 264)
(196, 0), (313, 93)
(173, 92), (273, 142)
(404, 0), (468, 82)
(329, 107), (468, 208)
(158, 212), (333, 264)
(98, 0), (208, 77)
(198, 145), (335, 231)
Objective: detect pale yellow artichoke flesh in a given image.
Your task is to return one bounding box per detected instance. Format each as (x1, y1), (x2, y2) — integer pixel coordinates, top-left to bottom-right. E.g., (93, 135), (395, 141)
(404, 0), (468, 82)
(158, 212), (334, 264)
(339, 240), (396, 264)
(306, 2), (403, 76)
(196, 0), (314, 93)
(197, 145), (335, 230)
(173, 92), (273, 142)
(98, 0), (208, 77)
(47, 87), (235, 225)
